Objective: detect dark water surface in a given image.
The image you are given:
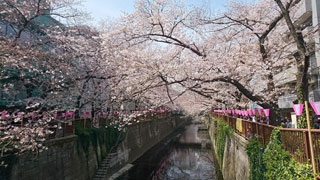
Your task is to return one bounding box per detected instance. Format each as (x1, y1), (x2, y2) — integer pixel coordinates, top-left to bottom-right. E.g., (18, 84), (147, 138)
(120, 119), (217, 180)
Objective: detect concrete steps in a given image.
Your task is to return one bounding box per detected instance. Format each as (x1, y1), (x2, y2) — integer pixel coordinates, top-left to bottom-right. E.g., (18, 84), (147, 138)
(93, 152), (118, 180)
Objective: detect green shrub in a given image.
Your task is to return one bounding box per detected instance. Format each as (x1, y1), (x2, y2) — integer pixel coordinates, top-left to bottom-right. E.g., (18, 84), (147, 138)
(214, 118), (233, 166)
(212, 119), (314, 180)
(75, 125), (125, 159)
(246, 136), (266, 180)
(263, 127), (314, 180)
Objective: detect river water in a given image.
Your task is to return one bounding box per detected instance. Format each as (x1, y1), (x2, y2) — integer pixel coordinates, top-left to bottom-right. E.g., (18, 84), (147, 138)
(119, 119), (218, 180)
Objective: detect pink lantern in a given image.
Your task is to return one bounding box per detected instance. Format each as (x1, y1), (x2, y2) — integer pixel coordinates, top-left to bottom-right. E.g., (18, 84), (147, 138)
(54, 113), (58, 118)
(257, 109), (263, 116)
(32, 112), (36, 119)
(61, 112), (66, 118)
(263, 109), (270, 117)
(248, 110), (252, 116)
(310, 102), (320, 116)
(2, 112), (7, 118)
(250, 109), (254, 116)
(292, 104), (304, 116)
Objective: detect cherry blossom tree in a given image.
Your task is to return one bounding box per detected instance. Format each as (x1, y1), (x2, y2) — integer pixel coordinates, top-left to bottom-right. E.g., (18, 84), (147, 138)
(0, 0), (88, 165)
(1, 0), (315, 166)
(105, 0), (278, 112)
(108, 0), (315, 123)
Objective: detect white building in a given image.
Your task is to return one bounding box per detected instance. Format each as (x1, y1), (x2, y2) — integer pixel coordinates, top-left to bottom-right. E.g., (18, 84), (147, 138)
(277, 0), (320, 109)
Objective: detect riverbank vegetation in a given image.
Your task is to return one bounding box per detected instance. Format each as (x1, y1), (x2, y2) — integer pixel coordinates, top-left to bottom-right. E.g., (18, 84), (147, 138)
(246, 128), (314, 180)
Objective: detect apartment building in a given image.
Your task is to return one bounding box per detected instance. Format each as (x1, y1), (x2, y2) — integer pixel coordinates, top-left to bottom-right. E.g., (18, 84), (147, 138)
(0, 3), (62, 108)
(276, 0), (320, 110)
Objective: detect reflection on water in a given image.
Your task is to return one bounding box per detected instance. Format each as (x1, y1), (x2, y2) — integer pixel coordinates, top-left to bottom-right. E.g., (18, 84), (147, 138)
(152, 147), (215, 180)
(124, 119), (217, 180)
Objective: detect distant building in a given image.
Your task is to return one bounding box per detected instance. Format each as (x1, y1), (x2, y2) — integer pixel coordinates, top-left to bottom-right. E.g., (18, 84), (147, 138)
(276, 0), (320, 109)
(0, 3), (62, 109)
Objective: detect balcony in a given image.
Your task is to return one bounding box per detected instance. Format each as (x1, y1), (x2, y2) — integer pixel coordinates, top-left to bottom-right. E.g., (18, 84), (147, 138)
(294, 0), (312, 26)
(277, 89), (320, 108)
(302, 26), (315, 46)
(278, 94), (297, 109)
(274, 65), (297, 87)
(309, 89), (320, 102)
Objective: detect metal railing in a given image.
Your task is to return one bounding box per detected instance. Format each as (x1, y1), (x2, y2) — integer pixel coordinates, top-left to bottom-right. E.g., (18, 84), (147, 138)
(212, 112), (320, 175)
(213, 113), (274, 145)
(1, 111), (172, 140)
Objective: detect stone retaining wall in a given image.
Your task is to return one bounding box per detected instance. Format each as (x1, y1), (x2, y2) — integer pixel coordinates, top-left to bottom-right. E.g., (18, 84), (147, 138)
(1, 115), (187, 180)
(208, 117), (250, 180)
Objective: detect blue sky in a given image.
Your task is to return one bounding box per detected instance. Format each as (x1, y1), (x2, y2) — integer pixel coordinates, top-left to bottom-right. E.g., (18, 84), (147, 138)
(81, 0), (229, 22)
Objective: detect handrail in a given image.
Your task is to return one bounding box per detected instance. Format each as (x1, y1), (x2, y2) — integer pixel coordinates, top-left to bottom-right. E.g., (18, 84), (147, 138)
(211, 112), (320, 175)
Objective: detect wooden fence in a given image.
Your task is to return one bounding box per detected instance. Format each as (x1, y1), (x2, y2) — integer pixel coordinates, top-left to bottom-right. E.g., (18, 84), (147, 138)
(212, 112), (320, 175)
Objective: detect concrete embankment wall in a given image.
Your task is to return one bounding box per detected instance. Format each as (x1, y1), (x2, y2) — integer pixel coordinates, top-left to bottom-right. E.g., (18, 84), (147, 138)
(2, 115), (187, 180)
(106, 115), (188, 177)
(207, 117), (250, 180)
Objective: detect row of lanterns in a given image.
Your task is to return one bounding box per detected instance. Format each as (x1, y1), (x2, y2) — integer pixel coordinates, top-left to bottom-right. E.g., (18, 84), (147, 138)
(213, 109), (270, 117)
(293, 102), (320, 116)
(214, 101), (320, 118)
(0, 110), (168, 119)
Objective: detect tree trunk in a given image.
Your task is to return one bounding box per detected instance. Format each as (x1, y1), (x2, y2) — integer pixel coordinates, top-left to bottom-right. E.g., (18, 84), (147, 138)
(274, 0), (310, 127)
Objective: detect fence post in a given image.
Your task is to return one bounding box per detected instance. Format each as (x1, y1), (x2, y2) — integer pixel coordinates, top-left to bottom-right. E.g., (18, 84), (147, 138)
(245, 121), (248, 138)
(261, 125), (265, 145)
(243, 120), (246, 137)
(72, 120), (75, 134)
(304, 131), (311, 161)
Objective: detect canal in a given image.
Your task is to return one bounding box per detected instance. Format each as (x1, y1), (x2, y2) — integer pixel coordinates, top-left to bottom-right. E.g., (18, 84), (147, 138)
(119, 119), (218, 180)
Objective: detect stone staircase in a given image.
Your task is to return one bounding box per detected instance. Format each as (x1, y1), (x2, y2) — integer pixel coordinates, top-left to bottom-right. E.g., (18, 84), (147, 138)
(93, 152), (118, 180)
